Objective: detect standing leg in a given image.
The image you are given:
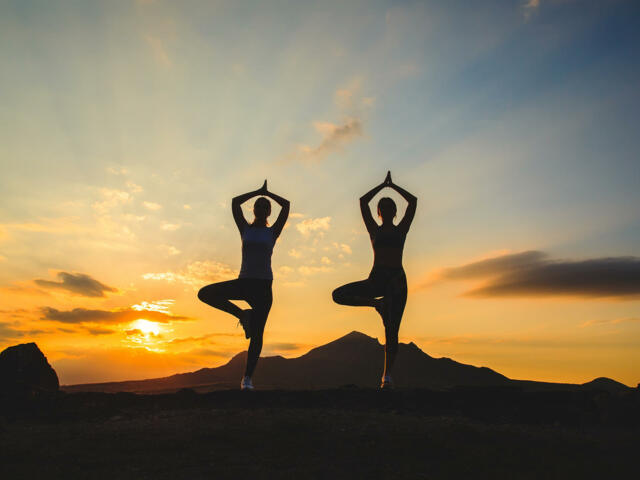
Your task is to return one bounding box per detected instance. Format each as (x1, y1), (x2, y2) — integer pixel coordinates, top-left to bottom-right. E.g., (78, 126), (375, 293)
(243, 280), (273, 379)
(382, 273), (408, 381)
(197, 279), (245, 320)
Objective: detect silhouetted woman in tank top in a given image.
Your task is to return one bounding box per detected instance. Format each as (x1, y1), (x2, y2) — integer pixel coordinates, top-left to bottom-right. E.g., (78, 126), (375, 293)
(198, 180), (289, 390)
(332, 171), (417, 389)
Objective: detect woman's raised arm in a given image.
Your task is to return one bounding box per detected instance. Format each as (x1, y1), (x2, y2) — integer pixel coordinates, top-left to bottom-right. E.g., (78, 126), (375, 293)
(232, 181), (265, 234)
(388, 178), (417, 232)
(264, 186), (290, 238)
(360, 177), (387, 235)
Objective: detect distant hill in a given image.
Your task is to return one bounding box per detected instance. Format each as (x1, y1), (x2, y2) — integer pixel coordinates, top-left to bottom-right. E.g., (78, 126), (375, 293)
(61, 331), (630, 394)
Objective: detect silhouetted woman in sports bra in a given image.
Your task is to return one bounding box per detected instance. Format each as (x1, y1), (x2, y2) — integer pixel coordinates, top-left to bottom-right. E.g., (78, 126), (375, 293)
(332, 171), (417, 389)
(198, 180), (289, 390)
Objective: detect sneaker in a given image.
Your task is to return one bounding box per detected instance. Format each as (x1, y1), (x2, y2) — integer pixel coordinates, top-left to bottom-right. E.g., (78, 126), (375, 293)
(240, 376), (254, 390)
(380, 375), (394, 390)
(238, 309), (252, 339)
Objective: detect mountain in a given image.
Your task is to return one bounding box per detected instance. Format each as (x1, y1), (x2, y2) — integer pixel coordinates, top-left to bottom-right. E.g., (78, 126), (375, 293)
(62, 331), (510, 393)
(0, 342), (59, 395)
(581, 377), (630, 392)
(61, 331), (631, 394)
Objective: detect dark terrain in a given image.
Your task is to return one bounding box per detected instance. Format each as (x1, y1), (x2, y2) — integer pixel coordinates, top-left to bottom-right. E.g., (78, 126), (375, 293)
(61, 331), (632, 394)
(1, 387), (638, 479)
(1, 332), (637, 479)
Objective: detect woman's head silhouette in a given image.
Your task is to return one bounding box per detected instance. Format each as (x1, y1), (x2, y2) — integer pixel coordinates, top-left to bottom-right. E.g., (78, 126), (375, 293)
(253, 197), (271, 224)
(377, 197), (397, 221)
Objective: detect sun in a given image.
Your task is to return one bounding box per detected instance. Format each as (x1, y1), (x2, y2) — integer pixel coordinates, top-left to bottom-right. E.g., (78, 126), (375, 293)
(130, 319), (161, 336)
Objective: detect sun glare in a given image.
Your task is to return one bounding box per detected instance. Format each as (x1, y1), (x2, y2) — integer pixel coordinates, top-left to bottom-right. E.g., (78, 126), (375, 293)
(131, 319), (161, 336)
(123, 319), (166, 351)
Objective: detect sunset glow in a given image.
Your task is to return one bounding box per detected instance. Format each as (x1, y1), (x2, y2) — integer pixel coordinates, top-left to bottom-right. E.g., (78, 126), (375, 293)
(1, 0), (639, 387)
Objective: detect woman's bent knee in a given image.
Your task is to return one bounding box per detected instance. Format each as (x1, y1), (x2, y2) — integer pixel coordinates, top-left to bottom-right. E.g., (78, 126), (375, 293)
(197, 287), (207, 303)
(332, 287), (346, 305)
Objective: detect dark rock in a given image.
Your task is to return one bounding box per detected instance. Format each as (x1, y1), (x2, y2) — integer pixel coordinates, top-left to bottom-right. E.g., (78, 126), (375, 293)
(0, 342), (59, 396)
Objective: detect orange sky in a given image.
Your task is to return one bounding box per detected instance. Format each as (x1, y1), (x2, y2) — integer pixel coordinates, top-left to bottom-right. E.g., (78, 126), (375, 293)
(1, 0), (639, 387)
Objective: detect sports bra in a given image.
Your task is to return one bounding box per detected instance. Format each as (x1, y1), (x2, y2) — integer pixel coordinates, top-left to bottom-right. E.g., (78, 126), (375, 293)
(239, 226), (276, 280)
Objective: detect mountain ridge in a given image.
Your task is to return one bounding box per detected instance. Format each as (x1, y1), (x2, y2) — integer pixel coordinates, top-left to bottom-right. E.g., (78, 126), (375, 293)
(60, 331), (631, 393)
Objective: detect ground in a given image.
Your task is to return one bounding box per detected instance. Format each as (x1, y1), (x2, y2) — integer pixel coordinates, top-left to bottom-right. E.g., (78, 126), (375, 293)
(1, 388), (637, 479)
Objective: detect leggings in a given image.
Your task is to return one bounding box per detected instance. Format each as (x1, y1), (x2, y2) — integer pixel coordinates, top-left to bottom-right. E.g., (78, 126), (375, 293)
(198, 278), (272, 377)
(332, 267), (407, 323)
(332, 267), (407, 376)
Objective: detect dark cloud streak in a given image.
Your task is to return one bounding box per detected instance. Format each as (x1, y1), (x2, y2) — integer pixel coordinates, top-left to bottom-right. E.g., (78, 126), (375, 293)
(438, 252), (640, 299)
(35, 272), (117, 297)
(40, 307), (190, 325)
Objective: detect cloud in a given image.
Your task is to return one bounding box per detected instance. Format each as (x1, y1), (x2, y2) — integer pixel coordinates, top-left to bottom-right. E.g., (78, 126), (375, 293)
(523, 0), (540, 20)
(92, 188), (131, 214)
(161, 222), (180, 231)
(278, 266), (294, 276)
(433, 251), (640, 299)
(143, 201), (162, 211)
(142, 260), (237, 288)
(131, 299), (176, 314)
(183, 204), (192, 210)
(0, 218), (89, 239)
(441, 251), (546, 280)
(34, 272), (117, 297)
(40, 306), (190, 325)
(126, 181), (143, 193)
(296, 217), (331, 236)
(580, 317), (640, 328)
(0, 321), (23, 340)
(288, 248), (302, 258)
(333, 242), (352, 255)
(86, 326), (117, 336)
(296, 119), (363, 162)
(268, 342), (306, 352)
(168, 332), (240, 345)
(298, 265), (333, 276)
(158, 244), (181, 256)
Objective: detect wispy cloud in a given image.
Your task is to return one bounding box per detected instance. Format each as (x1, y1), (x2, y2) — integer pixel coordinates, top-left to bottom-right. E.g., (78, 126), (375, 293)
(429, 251), (640, 299)
(92, 188), (131, 214)
(298, 265), (333, 276)
(158, 244), (181, 256)
(143, 201), (162, 211)
(34, 272), (117, 298)
(161, 222), (180, 231)
(296, 119), (363, 163)
(580, 317), (640, 328)
(296, 217), (331, 236)
(142, 260), (237, 288)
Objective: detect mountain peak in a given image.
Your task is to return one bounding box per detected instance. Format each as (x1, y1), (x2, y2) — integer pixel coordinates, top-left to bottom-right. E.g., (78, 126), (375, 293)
(582, 377), (629, 391)
(340, 330), (376, 341)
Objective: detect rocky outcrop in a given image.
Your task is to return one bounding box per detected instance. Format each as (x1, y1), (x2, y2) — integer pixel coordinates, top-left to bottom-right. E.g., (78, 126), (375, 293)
(0, 342), (59, 396)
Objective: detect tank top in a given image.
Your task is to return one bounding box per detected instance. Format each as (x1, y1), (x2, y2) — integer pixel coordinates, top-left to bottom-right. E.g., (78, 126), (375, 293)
(371, 227), (406, 249)
(239, 226), (276, 280)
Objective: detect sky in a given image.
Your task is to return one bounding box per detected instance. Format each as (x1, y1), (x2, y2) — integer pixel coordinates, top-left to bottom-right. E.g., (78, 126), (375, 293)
(1, 0), (639, 386)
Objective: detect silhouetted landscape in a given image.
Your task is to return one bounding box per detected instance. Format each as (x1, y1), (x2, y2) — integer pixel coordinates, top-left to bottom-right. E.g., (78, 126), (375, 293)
(62, 331), (632, 394)
(1, 333), (638, 478)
